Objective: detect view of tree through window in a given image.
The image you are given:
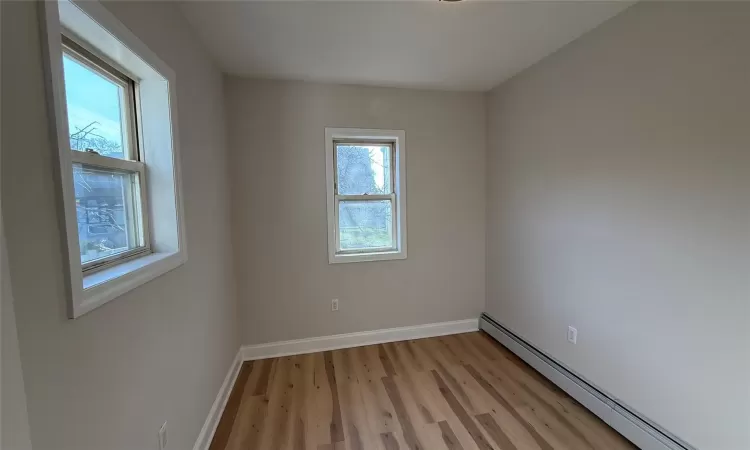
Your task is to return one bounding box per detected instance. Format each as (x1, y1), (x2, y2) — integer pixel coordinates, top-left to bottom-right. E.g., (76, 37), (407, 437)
(336, 145), (394, 250)
(336, 145), (390, 195)
(63, 54), (128, 159)
(63, 50), (140, 264)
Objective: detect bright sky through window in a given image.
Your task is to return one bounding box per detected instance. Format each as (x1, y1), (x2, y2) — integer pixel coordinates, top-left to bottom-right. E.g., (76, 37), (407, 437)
(62, 54), (125, 154)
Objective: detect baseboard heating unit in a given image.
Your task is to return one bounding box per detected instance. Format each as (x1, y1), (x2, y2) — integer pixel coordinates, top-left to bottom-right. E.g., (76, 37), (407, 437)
(479, 313), (695, 450)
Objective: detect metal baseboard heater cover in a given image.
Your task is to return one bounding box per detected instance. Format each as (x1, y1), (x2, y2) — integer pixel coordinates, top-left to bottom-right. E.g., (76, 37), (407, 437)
(479, 313), (695, 450)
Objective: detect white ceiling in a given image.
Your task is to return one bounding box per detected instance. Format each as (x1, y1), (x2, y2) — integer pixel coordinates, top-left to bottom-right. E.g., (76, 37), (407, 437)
(180, 1), (631, 92)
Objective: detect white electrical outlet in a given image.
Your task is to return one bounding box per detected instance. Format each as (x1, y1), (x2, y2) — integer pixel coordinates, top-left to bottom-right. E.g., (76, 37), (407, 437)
(567, 326), (578, 344)
(158, 422), (167, 450)
(331, 298), (339, 311)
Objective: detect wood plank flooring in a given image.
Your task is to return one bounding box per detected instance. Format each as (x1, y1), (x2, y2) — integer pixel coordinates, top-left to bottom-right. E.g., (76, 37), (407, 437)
(209, 332), (637, 450)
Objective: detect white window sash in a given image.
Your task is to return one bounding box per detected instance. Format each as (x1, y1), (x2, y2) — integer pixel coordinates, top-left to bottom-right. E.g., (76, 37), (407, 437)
(70, 151), (151, 272)
(61, 34), (140, 161)
(334, 193), (397, 254)
(332, 140), (398, 254)
(332, 140), (394, 196)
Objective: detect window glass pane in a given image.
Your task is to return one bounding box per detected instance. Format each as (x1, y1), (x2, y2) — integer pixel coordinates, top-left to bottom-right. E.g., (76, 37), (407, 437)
(336, 144), (391, 195)
(338, 200), (393, 251)
(73, 164), (142, 265)
(63, 53), (129, 159)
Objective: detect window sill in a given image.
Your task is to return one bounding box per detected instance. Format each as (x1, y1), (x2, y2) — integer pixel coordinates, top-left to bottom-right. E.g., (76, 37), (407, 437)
(75, 250), (185, 317)
(329, 250), (407, 264)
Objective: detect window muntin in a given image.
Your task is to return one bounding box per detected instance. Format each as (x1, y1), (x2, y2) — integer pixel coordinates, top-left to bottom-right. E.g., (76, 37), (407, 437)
(61, 35), (150, 272)
(333, 141), (397, 254)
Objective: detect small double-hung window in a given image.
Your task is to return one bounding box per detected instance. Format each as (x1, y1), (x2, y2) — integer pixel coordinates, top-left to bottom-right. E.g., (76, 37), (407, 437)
(325, 128), (407, 263)
(62, 36), (149, 271)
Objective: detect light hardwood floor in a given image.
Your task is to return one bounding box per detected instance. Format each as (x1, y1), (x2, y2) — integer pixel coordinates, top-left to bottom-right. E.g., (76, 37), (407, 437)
(209, 332), (636, 450)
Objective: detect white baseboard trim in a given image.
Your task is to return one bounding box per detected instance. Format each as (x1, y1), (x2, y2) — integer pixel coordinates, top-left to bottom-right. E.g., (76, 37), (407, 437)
(241, 318), (479, 361)
(192, 350), (242, 450)
(479, 313), (694, 450)
(193, 318), (478, 450)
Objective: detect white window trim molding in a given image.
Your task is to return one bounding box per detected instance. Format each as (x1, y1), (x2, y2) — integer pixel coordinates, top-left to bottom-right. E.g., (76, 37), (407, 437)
(325, 128), (408, 264)
(39, 0), (187, 318)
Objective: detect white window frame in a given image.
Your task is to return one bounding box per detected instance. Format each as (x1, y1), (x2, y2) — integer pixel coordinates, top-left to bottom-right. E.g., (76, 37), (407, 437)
(325, 128), (408, 264)
(40, 0), (187, 318)
(62, 35), (152, 273)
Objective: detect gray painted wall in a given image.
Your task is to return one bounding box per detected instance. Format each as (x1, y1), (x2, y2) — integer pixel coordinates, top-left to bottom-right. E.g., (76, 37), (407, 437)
(225, 78), (486, 345)
(1, 2), (238, 449)
(1, 226), (33, 450)
(1, 4), (34, 447)
(485, 3), (750, 450)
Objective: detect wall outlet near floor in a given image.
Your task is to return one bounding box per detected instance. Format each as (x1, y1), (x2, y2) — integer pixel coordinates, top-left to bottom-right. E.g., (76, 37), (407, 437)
(567, 326), (578, 344)
(331, 298), (339, 311)
(158, 422), (167, 450)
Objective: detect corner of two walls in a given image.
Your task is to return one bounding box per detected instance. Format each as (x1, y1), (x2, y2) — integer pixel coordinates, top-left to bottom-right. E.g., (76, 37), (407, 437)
(484, 3), (750, 450)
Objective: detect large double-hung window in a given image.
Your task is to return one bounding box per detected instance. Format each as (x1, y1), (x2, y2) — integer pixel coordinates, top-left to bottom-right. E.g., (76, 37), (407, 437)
(62, 35), (149, 271)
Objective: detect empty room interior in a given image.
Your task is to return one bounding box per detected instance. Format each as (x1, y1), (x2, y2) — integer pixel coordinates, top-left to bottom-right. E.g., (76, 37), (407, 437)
(1, 1), (749, 450)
